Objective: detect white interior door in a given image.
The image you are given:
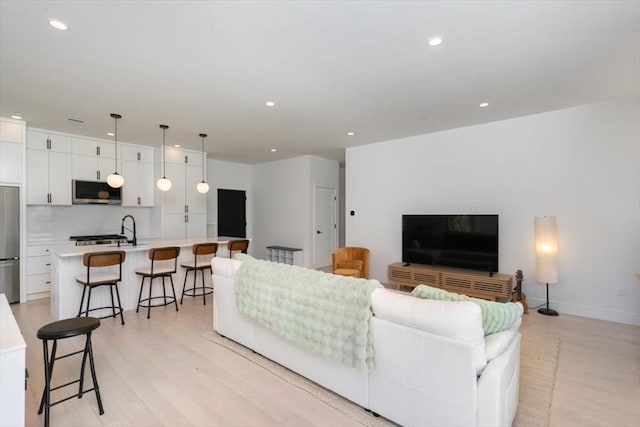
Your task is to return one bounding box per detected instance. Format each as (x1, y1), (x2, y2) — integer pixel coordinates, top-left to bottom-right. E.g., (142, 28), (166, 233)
(314, 186), (336, 267)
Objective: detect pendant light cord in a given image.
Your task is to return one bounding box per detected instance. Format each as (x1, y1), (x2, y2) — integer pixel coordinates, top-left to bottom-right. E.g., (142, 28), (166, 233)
(114, 116), (118, 172)
(201, 134), (205, 180)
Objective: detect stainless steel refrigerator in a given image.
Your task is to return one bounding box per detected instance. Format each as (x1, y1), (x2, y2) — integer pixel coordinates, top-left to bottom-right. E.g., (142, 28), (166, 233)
(0, 186), (20, 303)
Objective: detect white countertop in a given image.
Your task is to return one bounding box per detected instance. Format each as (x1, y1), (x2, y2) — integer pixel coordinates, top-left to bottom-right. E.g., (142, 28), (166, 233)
(52, 236), (248, 257)
(0, 294), (26, 354)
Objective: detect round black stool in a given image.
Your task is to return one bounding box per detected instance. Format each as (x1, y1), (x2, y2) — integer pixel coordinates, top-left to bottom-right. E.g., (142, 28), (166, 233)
(37, 317), (104, 427)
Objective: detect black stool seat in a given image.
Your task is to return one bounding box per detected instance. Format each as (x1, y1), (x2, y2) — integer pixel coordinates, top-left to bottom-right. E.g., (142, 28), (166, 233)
(37, 317), (100, 340)
(37, 317), (104, 427)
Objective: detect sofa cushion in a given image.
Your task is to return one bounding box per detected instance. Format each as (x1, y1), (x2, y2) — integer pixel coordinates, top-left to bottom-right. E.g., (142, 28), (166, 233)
(411, 285), (523, 335)
(371, 288), (487, 373)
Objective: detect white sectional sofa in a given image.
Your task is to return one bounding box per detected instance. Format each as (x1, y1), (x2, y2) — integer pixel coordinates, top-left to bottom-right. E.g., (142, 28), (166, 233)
(212, 257), (521, 426)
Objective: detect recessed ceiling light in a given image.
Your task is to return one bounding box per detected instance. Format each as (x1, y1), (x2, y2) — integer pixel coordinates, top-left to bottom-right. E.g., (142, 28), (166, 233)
(428, 36), (443, 47)
(265, 101), (275, 107)
(174, 144), (181, 148)
(11, 113), (22, 120)
(270, 148), (277, 152)
(347, 132), (355, 136)
(49, 20), (68, 31)
(479, 102), (489, 107)
(107, 132), (115, 137)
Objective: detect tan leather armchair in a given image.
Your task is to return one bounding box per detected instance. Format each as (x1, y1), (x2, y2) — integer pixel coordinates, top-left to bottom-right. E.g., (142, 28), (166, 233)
(332, 247), (370, 279)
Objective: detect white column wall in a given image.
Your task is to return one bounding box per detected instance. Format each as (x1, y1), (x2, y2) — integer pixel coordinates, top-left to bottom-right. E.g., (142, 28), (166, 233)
(346, 97), (640, 325)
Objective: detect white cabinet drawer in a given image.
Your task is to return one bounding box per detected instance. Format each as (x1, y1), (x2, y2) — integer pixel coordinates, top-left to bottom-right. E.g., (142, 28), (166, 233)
(26, 255), (51, 275)
(26, 274), (51, 294)
(26, 245), (53, 257)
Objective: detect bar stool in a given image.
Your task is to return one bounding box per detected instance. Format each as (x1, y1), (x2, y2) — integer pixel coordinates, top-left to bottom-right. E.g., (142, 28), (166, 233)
(37, 317), (103, 427)
(227, 239), (249, 258)
(180, 242), (218, 305)
(76, 251), (126, 325)
(135, 246), (181, 319)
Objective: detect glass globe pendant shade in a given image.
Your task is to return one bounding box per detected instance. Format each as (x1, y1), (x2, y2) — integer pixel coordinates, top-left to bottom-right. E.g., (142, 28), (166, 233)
(157, 177), (172, 192)
(197, 181), (210, 194)
(107, 172), (124, 188)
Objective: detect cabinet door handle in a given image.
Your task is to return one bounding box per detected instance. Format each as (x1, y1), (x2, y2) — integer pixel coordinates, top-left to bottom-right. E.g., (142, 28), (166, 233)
(185, 205), (189, 213)
(184, 155), (188, 164)
(185, 215), (189, 223)
(47, 193), (51, 203)
(137, 196), (141, 205)
(97, 170), (100, 180)
(45, 281), (51, 284)
(137, 152), (141, 161)
(45, 263), (51, 266)
(97, 146), (101, 156)
(47, 138), (51, 149)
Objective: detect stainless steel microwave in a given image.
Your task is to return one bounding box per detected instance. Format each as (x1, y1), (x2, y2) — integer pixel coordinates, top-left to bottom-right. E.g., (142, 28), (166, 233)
(72, 180), (122, 205)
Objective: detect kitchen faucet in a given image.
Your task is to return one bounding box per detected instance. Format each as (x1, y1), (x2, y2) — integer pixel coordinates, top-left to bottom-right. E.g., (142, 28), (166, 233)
(120, 215), (137, 246)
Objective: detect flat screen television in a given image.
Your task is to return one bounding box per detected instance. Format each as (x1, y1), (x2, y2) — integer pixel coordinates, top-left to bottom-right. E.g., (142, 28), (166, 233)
(402, 214), (498, 274)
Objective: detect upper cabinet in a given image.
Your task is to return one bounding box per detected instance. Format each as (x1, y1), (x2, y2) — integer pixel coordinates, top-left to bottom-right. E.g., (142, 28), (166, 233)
(160, 147), (207, 239)
(0, 118), (25, 184)
(25, 127), (157, 207)
(71, 137), (115, 182)
(120, 143), (155, 207)
(26, 129), (72, 205)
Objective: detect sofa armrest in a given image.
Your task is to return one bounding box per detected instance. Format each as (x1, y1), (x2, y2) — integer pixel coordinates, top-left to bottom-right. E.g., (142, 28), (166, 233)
(476, 333), (521, 426)
(212, 257), (242, 279)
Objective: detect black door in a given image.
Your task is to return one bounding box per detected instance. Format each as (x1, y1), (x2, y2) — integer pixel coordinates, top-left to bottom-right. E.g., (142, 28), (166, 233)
(218, 189), (246, 238)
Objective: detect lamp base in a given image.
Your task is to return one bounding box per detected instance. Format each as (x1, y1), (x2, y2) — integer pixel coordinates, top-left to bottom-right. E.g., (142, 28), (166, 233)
(538, 307), (559, 316)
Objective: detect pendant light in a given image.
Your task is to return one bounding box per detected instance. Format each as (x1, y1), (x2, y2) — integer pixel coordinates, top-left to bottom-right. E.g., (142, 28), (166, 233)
(106, 113), (124, 188)
(156, 124), (172, 191)
(196, 133), (210, 194)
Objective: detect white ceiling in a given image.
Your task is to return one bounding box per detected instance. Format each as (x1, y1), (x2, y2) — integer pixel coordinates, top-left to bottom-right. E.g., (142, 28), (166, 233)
(1, 1), (638, 164)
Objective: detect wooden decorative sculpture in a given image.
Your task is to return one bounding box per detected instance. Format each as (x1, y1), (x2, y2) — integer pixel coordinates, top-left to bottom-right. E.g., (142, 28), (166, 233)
(512, 269), (528, 313)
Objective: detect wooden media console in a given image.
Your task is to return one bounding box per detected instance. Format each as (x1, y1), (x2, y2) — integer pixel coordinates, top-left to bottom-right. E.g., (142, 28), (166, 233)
(388, 262), (513, 301)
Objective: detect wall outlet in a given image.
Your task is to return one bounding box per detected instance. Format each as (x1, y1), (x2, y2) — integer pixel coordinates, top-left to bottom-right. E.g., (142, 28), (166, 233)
(618, 288), (627, 298)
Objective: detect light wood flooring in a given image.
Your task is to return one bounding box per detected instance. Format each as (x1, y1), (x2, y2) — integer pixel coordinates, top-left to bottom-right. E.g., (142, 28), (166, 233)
(10, 296), (640, 427)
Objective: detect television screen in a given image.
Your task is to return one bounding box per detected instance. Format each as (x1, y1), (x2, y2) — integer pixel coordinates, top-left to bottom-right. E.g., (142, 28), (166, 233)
(402, 214), (498, 273)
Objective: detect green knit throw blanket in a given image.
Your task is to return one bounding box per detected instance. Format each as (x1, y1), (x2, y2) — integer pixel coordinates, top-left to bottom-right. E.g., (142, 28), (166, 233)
(411, 284), (523, 335)
(234, 258), (382, 371)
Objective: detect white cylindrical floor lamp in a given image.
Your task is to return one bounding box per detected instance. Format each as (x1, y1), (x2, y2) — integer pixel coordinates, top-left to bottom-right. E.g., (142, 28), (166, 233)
(535, 216), (559, 316)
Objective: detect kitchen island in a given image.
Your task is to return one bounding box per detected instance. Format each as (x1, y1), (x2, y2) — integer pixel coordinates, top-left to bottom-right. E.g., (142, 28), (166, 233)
(50, 237), (247, 320)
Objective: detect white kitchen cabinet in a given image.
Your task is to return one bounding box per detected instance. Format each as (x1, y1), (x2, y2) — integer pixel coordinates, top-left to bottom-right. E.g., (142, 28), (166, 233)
(160, 147), (207, 239)
(26, 129), (72, 205)
(0, 141), (22, 184)
(72, 137), (116, 181)
(25, 243), (69, 300)
(120, 144), (155, 207)
(0, 118), (25, 184)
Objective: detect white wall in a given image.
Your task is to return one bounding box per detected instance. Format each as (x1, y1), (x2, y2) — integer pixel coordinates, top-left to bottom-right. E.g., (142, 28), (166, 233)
(252, 155), (339, 268)
(206, 158), (252, 241)
(346, 98), (640, 325)
(252, 156), (311, 264)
